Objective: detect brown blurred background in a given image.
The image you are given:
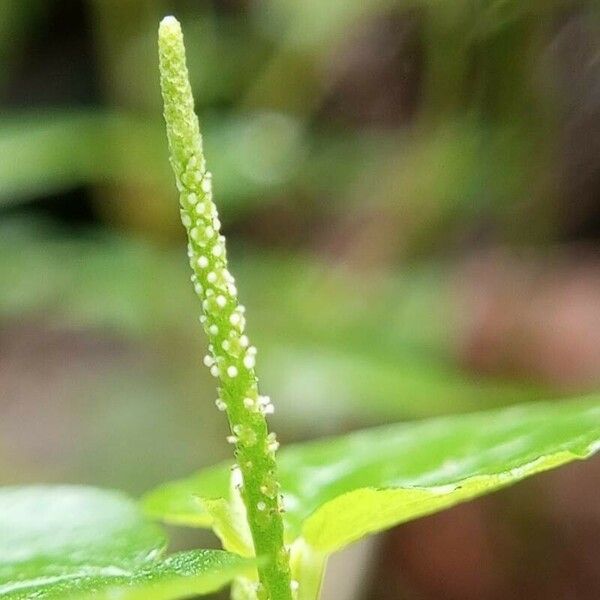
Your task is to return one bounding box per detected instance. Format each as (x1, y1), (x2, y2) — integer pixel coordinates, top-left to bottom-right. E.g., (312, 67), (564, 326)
(1, 1), (599, 598)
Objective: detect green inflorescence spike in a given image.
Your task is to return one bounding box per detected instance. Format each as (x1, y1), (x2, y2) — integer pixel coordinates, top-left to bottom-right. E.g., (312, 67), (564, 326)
(158, 16), (293, 600)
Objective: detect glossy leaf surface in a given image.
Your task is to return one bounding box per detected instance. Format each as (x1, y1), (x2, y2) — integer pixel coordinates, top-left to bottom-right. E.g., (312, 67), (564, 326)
(0, 486), (251, 599)
(144, 397), (600, 552)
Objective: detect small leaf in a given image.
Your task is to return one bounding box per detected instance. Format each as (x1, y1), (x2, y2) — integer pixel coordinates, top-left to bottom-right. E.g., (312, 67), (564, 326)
(0, 486), (252, 599)
(199, 498), (252, 557)
(143, 465), (228, 528)
(198, 488), (254, 558)
(143, 397), (600, 553)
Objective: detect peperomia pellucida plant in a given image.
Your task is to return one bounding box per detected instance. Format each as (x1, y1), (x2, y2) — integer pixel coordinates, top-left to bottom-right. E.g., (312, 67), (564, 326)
(0, 15), (599, 600)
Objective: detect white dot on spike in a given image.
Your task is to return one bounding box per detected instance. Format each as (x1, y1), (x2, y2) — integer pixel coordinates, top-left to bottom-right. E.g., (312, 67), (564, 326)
(197, 256), (209, 268)
(227, 366), (238, 378)
(231, 466), (243, 487)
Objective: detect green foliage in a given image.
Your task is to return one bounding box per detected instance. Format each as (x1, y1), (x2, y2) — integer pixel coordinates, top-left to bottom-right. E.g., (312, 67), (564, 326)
(0, 487), (252, 599)
(0, 224), (549, 426)
(2, 7), (600, 600)
(1, 0), (582, 248)
(0, 112), (152, 206)
(144, 396), (600, 555)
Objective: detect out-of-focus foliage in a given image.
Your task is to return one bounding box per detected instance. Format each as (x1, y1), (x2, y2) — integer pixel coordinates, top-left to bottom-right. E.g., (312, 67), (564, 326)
(3, 0), (595, 242)
(0, 222), (549, 425)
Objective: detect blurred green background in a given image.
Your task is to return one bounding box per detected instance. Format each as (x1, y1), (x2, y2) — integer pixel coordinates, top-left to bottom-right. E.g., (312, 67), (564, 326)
(1, 1), (599, 599)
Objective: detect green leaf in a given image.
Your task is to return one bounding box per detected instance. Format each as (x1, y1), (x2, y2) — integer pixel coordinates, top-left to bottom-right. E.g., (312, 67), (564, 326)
(0, 486), (166, 567)
(143, 397), (600, 553)
(0, 486), (252, 599)
(143, 466), (228, 529)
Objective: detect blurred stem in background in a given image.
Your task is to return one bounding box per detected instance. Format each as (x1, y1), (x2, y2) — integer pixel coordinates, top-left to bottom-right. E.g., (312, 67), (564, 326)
(422, 2), (472, 122)
(0, 1), (45, 92)
(91, 0), (165, 113)
(89, 0), (179, 239)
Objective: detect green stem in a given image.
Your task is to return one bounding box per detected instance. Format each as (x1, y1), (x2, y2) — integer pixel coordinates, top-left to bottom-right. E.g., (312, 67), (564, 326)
(158, 16), (292, 600)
